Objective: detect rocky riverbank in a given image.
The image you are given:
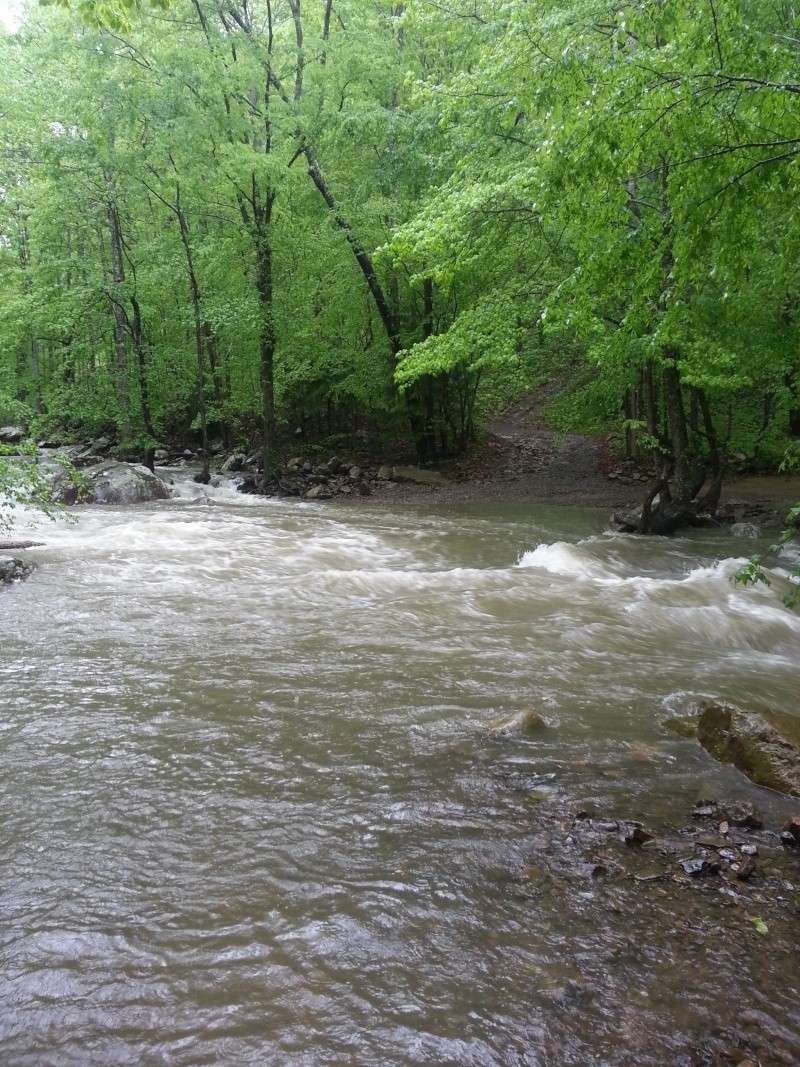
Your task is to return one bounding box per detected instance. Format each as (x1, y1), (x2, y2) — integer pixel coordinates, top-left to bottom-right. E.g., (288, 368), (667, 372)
(5, 411), (798, 528)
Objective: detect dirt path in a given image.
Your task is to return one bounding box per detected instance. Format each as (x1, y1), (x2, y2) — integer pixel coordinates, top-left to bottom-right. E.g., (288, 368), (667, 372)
(370, 387), (643, 509)
(367, 388), (800, 519)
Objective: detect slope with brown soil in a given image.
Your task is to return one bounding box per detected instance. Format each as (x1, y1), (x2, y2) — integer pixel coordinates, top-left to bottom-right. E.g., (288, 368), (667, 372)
(368, 388), (799, 522)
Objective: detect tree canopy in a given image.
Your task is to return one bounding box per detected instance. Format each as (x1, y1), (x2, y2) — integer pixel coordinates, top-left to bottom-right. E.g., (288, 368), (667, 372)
(1, 0), (798, 529)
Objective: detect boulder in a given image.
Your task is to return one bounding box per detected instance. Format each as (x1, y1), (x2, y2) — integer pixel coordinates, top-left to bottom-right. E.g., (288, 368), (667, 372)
(487, 710), (550, 738)
(0, 426), (26, 443)
(88, 462), (170, 504)
(348, 465), (362, 480)
(390, 465), (449, 487)
(0, 556), (35, 584)
(305, 483), (332, 500)
(695, 700), (800, 797)
(39, 460), (170, 506)
(376, 465), (392, 480)
(154, 449), (169, 462)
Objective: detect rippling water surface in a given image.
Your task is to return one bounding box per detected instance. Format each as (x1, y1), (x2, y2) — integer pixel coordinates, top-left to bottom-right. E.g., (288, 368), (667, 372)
(1, 476), (799, 1065)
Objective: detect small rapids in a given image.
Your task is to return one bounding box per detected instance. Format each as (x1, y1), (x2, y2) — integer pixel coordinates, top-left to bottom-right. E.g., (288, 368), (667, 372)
(1, 476), (799, 1065)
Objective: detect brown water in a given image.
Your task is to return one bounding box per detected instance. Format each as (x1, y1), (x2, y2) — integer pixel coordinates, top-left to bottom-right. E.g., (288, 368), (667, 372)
(1, 477), (799, 1065)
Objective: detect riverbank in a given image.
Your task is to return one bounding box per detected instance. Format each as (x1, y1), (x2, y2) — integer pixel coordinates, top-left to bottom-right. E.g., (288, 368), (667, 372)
(343, 394), (800, 526)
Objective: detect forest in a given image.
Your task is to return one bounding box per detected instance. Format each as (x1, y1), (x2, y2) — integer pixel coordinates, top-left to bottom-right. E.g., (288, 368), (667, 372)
(3, 5), (800, 1064)
(1, 0), (799, 535)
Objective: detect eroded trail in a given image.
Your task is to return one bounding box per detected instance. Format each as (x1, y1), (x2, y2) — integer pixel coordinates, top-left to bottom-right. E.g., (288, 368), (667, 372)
(1, 482), (799, 1065)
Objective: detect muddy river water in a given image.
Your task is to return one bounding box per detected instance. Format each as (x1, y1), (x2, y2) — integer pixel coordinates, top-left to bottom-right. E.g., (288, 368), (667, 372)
(1, 478), (799, 1065)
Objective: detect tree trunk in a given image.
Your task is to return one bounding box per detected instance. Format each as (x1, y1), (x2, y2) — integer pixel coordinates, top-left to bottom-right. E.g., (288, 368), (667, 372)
(130, 295), (156, 472)
(175, 189), (210, 483)
(303, 147), (400, 359)
(106, 190), (130, 440)
(255, 215), (277, 480)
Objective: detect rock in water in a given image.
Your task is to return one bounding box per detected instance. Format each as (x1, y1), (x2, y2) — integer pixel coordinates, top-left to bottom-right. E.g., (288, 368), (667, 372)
(663, 716), (698, 739)
(34, 458), (169, 505)
(680, 856), (721, 879)
(487, 710), (550, 738)
(0, 425), (26, 443)
(695, 700), (800, 798)
(730, 522), (760, 539)
(719, 800), (763, 830)
(87, 463), (170, 505)
(781, 818), (800, 849)
(0, 557), (35, 585)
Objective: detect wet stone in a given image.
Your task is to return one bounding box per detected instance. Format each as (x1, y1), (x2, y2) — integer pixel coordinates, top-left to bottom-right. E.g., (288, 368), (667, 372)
(721, 802), (764, 830)
(680, 857), (721, 879)
(697, 835), (728, 849)
(735, 856), (757, 881)
(622, 824), (653, 847)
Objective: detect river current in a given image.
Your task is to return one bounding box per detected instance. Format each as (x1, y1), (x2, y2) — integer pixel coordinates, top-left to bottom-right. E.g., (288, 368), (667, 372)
(1, 475), (799, 1065)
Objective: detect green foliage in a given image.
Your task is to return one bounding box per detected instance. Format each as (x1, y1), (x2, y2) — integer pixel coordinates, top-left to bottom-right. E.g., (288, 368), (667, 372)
(735, 445), (800, 608)
(1, 0), (799, 525)
(0, 446), (59, 531)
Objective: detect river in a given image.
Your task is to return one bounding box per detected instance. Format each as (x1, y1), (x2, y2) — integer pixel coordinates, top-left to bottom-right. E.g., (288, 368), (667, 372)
(1, 475), (799, 1065)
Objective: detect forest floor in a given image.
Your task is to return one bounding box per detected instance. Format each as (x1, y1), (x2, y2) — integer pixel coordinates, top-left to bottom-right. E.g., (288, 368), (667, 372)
(367, 385), (800, 521)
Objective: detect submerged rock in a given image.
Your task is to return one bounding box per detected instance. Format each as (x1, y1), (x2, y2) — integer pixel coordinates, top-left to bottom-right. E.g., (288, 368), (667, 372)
(695, 700), (800, 798)
(730, 522), (760, 539)
(487, 710), (550, 738)
(663, 715), (698, 739)
(0, 556), (35, 585)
